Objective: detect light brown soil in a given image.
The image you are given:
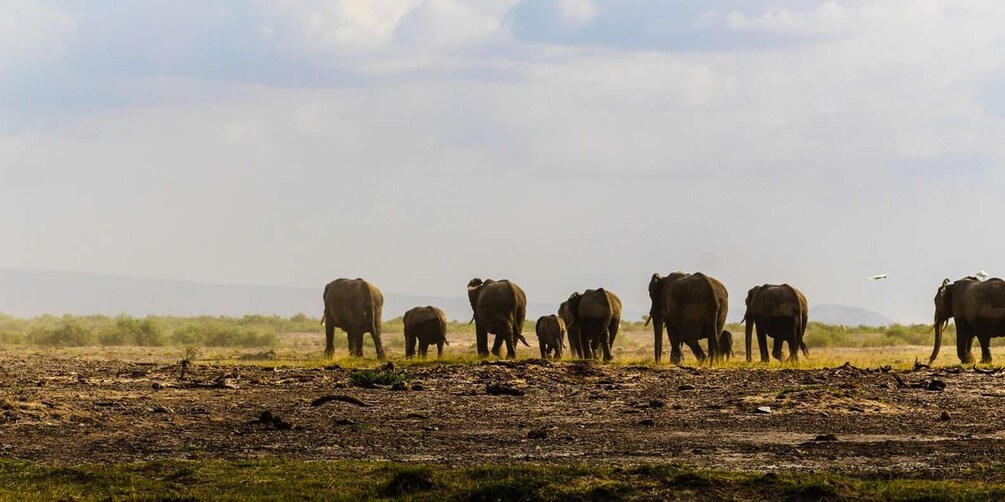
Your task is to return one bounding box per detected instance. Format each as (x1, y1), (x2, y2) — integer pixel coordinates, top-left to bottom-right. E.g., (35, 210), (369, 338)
(2, 347), (1004, 478)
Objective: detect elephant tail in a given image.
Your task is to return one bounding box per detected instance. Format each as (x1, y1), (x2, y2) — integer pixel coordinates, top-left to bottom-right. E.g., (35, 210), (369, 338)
(440, 315), (450, 346)
(800, 341), (809, 357)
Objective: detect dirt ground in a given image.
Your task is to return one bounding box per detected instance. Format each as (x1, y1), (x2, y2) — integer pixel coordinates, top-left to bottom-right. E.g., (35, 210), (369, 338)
(3, 333), (1005, 479)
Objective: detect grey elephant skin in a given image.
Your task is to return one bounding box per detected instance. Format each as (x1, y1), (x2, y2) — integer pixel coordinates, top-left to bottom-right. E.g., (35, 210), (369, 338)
(557, 300), (582, 358)
(743, 284), (809, 363)
(563, 289), (622, 361)
(322, 278), (385, 359)
(931, 276), (1005, 364)
(535, 314), (567, 359)
(403, 306), (449, 359)
(467, 278), (529, 358)
(648, 272), (730, 364)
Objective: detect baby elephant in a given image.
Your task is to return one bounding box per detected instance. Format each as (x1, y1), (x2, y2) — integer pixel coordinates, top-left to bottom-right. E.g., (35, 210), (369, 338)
(535, 315), (567, 359)
(403, 306), (449, 359)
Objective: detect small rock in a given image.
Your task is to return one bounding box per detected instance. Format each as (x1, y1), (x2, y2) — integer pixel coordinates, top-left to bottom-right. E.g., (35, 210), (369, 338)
(411, 383), (425, 391)
(150, 405), (174, 414)
(927, 379), (947, 392)
(755, 406), (772, 414)
(391, 382), (410, 391)
(813, 434), (838, 442)
(527, 428), (548, 439)
(151, 382), (163, 390)
(649, 399), (666, 408)
(405, 412), (428, 420)
(678, 384), (695, 391)
(334, 418), (357, 426)
(486, 384), (525, 396)
(940, 411), (951, 421)
(638, 419), (655, 427)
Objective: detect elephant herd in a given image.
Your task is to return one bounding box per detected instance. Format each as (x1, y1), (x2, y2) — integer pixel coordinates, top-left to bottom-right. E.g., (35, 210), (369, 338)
(323, 274), (1005, 365)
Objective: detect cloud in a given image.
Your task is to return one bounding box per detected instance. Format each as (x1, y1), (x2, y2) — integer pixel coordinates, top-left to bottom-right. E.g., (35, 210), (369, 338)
(556, 0), (597, 28)
(0, 0), (78, 70)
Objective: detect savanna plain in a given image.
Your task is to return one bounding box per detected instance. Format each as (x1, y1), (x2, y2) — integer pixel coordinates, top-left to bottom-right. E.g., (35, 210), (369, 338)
(3, 315), (1005, 500)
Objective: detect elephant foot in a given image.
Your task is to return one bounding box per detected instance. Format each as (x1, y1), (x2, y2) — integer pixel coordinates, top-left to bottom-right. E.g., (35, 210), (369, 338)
(324, 350), (335, 359)
(982, 357), (993, 364)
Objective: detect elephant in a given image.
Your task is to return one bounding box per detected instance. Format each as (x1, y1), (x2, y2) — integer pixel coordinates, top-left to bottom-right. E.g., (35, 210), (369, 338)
(930, 276), (1005, 364)
(322, 278), (384, 359)
(563, 288), (622, 361)
(403, 306), (449, 359)
(647, 272), (729, 364)
(467, 278), (530, 358)
(535, 315), (566, 359)
(557, 299), (582, 358)
(742, 284), (809, 363)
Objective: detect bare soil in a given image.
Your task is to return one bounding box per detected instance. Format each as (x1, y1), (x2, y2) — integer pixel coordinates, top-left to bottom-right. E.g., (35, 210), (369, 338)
(2, 343), (1005, 479)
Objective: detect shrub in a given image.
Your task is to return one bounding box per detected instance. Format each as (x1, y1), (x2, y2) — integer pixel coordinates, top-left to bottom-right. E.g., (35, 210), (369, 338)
(29, 322), (96, 347)
(170, 325), (278, 348)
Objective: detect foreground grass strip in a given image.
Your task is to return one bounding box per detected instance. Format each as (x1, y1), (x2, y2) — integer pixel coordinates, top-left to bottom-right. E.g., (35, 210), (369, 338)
(1, 460), (1004, 501)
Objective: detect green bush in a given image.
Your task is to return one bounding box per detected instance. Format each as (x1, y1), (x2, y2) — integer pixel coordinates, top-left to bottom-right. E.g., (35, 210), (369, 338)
(99, 317), (166, 346)
(28, 322), (96, 346)
(171, 325), (278, 348)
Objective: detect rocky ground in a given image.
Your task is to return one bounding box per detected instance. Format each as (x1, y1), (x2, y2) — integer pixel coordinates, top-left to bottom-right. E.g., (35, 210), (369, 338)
(2, 349), (1004, 479)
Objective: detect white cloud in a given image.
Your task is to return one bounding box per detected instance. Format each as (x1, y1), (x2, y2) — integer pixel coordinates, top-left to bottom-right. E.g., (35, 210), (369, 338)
(557, 0), (597, 29)
(259, 0), (516, 58)
(0, 0), (77, 69)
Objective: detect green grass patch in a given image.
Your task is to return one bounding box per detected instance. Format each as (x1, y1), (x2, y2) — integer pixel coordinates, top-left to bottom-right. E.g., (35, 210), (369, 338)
(350, 366), (411, 387)
(2, 459), (1005, 501)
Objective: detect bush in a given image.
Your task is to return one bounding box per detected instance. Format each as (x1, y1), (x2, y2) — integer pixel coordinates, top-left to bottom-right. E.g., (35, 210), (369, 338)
(171, 325), (278, 348)
(28, 322), (96, 347)
(100, 317), (166, 346)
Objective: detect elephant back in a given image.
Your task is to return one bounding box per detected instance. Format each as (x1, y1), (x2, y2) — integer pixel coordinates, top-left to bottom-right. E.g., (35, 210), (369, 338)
(577, 289), (615, 320)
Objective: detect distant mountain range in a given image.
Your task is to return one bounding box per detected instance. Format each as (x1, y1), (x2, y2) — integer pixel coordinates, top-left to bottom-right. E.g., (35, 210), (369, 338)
(0, 268), (650, 322)
(0, 268), (894, 326)
(808, 304), (895, 327)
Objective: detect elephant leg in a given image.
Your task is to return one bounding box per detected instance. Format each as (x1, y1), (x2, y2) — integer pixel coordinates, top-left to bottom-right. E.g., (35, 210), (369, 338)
(476, 324), (489, 357)
(787, 335), (800, 362)
(419, 341), (429, 359)
(370, 326), (386, 361)
(685, 339), (706, 363)
(324, 321), (336, 359)
(757, 327), (770, 363)
(600, 329), (613, 362)
(347, 332), (362, 357)
(555, 340), (562, 359)
(491, 333), (504, 357)
(581, 333), (595, 359)
(405, 333), (416, 359)
(668, 329), (683, 365)
(957, 322), (975, 364)
(979, 335), (993, 364)
(436, 341), (444, 358)
(504, 332), (517, 359)
(771, 336), (783, 362)
(540, 342), (547, 359)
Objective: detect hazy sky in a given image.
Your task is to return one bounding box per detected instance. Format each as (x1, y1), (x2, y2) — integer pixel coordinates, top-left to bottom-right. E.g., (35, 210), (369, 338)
(2, 1), (1004, 322)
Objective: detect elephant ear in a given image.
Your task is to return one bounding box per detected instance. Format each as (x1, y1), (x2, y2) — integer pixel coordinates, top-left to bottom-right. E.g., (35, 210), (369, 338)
(566, 292), (582, 325)
(648, 274), (664, 317)
(467, 279), (483, 318)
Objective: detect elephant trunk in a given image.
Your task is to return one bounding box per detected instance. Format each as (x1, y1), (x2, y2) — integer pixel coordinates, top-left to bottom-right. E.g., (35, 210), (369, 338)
(929, 314), (946, 364)
(745, 317), (753, 363)
(651, 314), (664, 363)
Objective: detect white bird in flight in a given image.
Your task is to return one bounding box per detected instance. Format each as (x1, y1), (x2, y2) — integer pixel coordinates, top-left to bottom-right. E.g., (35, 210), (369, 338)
(976, 270), (990, 281)
(868, 274), (888, 281)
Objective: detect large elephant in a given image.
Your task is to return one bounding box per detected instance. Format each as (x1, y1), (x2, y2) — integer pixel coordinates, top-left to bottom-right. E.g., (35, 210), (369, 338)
(322, 278), (384, 359)
(535, 315), (566, 359)
(403, 306), (449, 359)
(742, 284), (809, 363)
(557, 299), (582, 358)
(647, 272), (729, 364)
(930, 276), (1005, 364)
(467, 278), (530, 358)
(563, 289), (622, 361)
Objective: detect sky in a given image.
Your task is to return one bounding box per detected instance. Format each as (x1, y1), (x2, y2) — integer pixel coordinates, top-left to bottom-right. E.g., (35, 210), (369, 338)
(2, 0), (1004, 322)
